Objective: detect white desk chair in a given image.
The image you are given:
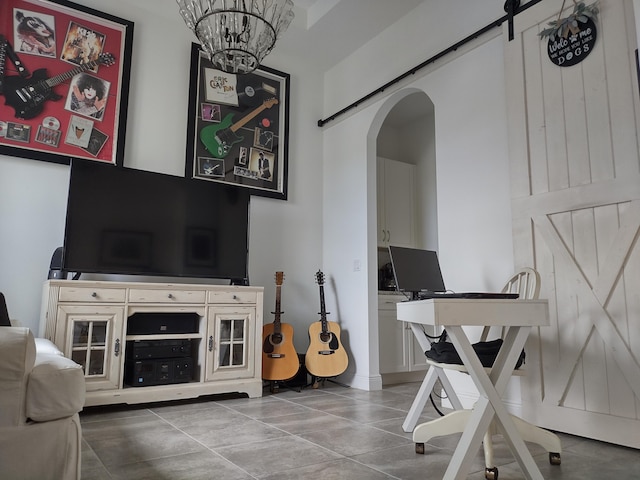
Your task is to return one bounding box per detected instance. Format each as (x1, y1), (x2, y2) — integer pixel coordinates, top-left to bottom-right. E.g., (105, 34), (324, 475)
(412, 268), (561, 480)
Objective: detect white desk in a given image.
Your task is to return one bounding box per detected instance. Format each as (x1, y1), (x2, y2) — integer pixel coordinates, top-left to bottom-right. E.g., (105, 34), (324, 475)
(397, 298), (549, 480)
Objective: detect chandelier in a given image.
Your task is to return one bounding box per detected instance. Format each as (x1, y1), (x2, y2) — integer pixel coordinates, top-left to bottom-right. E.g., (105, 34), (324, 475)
(176, 0), (295, 74)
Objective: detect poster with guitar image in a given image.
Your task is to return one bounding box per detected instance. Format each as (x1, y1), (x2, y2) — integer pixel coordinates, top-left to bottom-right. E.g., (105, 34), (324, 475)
(0, 0), (133, 166)
(261, 272), (299, 382)
(305, 270), (349, 379)
(185, 43), (290, 200)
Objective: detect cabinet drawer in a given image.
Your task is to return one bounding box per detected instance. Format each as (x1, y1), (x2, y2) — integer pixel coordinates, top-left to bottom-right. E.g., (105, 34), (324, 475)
(207, 290), (257, 304)
(378, 295), (404, 310)
(128, 289), (206, 303)
(59, 287), (126, 303)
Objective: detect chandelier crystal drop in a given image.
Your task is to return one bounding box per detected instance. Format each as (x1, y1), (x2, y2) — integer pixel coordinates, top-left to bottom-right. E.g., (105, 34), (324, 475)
(176, 0), (295, 74)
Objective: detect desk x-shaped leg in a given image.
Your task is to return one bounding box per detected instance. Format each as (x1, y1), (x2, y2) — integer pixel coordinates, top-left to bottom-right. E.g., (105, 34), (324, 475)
(402, 322), (464, 432)
(443, 325), (543, 480)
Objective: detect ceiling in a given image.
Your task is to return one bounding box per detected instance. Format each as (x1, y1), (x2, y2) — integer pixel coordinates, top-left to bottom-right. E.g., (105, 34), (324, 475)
(277, 0), (426, 72)
(142, 0), (430, 123)
(151, 0), (426, 72)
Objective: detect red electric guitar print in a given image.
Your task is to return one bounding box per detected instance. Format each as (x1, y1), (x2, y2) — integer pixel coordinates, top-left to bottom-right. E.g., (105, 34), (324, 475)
(262, 272), (299, 382)
(305, 270), (348, 379)
(2, 52), (115, 120)
(200, 98), (278, 158)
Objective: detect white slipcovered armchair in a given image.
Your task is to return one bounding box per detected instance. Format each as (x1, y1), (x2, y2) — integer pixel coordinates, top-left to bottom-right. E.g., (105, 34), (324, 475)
(0, 327), (86, 480)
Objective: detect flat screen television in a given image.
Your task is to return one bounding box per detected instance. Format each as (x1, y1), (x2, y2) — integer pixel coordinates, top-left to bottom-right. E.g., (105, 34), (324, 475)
(388, 246), (446, 299)
(62, 160), (250, 283)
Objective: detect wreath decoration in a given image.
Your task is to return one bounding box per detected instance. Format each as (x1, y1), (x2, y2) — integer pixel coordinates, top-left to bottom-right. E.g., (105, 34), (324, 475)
(539, 1), (599, 40)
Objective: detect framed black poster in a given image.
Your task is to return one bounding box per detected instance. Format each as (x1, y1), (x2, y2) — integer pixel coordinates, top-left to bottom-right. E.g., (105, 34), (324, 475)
(185, 43), (290, 200)
(0, 0), (134, 166)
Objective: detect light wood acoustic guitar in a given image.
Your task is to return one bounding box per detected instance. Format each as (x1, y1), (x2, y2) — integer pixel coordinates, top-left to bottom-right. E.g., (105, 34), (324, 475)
(262, 272), (299, 381)
(305, 270), (348, 378)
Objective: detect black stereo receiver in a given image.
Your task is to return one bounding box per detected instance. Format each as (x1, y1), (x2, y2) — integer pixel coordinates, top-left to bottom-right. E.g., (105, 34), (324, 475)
(127, 312), (199, 335)
(124, 357), (193, 387)
(127, 339), (192, 360)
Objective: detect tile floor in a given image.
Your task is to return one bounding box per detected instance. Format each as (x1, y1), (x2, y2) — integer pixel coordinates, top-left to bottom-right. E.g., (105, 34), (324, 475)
(80, 381), (640, 480)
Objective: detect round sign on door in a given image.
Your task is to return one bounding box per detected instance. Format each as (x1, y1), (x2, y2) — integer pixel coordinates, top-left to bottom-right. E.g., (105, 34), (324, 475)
(547, 17), (597, 67)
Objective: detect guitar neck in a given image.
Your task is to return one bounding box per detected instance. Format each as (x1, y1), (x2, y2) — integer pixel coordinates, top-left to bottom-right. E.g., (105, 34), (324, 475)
(45, 60), (102, 88)
(273, 284), (283, 333)
(0, 36), (7, 90)
(318, 284), (329, 333)
(230, 103), (270, 133)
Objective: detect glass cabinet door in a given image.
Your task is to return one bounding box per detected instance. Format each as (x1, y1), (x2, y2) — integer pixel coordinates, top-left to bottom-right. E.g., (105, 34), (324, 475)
(59, 305), (124, 391)
(205, 307), (255, 381)
(71, 320), (110, 376)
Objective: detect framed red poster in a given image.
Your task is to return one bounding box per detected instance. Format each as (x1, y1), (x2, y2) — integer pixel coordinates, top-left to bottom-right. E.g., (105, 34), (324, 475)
(0, 0), (133, 165)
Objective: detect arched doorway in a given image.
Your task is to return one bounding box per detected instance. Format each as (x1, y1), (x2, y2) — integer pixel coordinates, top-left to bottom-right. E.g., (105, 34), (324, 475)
(367, 89), (436, 387)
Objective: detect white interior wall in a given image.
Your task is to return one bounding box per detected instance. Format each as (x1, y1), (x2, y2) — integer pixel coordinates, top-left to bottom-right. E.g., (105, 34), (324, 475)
(321, 0), (516, 389)
(0, 0), (325, 352)
(376, 126), (401, 160)
(400, 113), (437, 250)
(323, 0), (510, 118)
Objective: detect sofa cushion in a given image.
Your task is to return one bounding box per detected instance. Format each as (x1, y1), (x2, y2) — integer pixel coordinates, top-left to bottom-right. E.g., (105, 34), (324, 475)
(34, 337), (65, 356)
(0, 328), (36, 426)
(27, 352), (85, 422)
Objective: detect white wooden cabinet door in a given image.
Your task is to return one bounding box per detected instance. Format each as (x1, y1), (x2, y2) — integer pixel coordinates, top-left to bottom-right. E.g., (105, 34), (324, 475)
(56, 304), (125, 392)
(378, 296), (409, 374)
(205, 307), (256, 381)
(378, 295), (428, 375)
(505, 0), (640, 448)
(377, 157), (416, 247)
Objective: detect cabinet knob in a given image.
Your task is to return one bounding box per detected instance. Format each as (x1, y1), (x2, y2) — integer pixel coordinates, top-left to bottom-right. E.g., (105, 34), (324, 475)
(233, 295), (238, 300)
(114, 338), (120, 356)
(168, 293), (174, 299)
(91, 292), (97, 298)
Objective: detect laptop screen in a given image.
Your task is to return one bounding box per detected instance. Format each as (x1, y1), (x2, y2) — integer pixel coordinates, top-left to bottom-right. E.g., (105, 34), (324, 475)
(388, 246), (446, 295)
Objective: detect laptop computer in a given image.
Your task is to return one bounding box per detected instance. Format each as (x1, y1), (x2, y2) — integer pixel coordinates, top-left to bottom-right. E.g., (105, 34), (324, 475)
(387, 246), (519, 301)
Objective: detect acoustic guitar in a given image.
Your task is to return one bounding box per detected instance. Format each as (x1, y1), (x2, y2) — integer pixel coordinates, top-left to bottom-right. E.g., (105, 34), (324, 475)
(305, 270), (348, 378)
(262, 272), (299, 381)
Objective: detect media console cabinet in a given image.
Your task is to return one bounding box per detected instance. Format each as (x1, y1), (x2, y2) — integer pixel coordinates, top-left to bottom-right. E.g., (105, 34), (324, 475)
(40, 280), (264, 406)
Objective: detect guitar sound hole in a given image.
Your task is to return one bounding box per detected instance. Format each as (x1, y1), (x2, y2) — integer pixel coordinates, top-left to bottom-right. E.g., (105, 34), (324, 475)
(263, 336), (274, 354)
(320, 332), (340, 350)
(271, 333), (283, 345)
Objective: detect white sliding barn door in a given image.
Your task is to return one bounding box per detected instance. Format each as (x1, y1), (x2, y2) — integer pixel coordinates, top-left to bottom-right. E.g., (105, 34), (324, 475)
(504, 0), (640, 448)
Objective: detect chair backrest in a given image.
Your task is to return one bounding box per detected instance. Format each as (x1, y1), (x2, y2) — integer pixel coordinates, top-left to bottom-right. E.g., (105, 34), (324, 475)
(501, 267), (540, 300)
(479, 267), (541, 342)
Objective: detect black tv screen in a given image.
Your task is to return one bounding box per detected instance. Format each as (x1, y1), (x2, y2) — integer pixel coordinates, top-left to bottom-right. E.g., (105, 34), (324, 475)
(63, 160), (250, 282)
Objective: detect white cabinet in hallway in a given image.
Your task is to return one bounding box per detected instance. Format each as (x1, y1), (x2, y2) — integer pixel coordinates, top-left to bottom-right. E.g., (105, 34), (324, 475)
(378, 294), (427, 382)
(377, 157), (416, 248)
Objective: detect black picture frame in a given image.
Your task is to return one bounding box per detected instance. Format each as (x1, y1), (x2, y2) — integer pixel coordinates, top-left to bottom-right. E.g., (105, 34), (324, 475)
(185, 43), (290, 200)
(0, 0), (134, 166)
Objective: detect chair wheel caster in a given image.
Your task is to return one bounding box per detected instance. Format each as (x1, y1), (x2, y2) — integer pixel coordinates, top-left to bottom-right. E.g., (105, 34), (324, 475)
(415, 442), (425, 454)
(485, 467), (498, 480)
(549, 452), (561, 465)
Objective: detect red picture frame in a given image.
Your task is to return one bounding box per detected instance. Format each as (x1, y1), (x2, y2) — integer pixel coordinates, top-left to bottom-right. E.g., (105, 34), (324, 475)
(0, 0), (133, 165)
